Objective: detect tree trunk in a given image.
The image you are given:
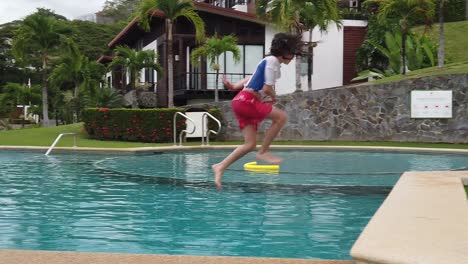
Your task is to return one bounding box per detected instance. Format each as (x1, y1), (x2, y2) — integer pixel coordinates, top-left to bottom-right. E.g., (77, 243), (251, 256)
(167, 19), (174, 108)
(438, 0), (445, 68)
(215, 69), (219, 103)
(307, 29), (313, 91)
(401, 31), (407, 75)
(294, 10), (302, 92)
(214, 57), (220, 102)
(41, 56), (49, 127)
(73, 84), (79, 123)
(295, 56), (302, 92)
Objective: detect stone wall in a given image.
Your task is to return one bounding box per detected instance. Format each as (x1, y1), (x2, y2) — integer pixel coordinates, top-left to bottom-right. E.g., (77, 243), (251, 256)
(209, 74), (468, 143)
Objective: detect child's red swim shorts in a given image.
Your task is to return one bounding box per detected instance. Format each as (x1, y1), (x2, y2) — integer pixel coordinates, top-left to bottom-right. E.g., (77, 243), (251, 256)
(231, 90), (272, 131)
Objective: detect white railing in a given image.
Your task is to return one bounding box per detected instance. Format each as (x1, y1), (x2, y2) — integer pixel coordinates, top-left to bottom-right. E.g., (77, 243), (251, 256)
(201, 112), (222, 146)
(173, 112), (196, 146)
(45, 133), (77, 156)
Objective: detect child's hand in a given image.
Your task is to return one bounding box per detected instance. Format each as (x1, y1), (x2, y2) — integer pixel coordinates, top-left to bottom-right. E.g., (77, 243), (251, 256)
(222, 75), (234, 90)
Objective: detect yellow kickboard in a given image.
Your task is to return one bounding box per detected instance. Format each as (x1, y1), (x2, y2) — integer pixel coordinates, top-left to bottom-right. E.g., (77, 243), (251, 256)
(243, 161), (280, 172)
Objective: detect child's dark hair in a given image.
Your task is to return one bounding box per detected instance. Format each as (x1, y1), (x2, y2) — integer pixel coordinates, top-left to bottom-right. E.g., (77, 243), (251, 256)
(270, 33), (301, 57)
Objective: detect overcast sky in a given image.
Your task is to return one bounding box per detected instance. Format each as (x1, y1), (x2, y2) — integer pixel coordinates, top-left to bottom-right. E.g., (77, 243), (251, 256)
(0, 0), (108, 24)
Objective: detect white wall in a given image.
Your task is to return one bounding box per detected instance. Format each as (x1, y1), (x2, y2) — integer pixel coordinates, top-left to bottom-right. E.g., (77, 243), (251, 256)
(265, 20), (367, 95)
(105, 72), (112, 88)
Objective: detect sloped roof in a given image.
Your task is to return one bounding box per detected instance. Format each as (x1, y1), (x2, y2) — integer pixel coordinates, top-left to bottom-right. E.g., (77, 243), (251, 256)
(107, 2), (266, 48)
(96, 55), (115, 63)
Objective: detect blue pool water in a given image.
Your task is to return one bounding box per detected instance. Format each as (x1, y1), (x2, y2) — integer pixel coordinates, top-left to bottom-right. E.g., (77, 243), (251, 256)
(1, 150), (467, 259)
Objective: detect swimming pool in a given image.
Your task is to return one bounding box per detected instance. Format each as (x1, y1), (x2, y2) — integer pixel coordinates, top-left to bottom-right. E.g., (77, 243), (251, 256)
(1, 149), (467, 259)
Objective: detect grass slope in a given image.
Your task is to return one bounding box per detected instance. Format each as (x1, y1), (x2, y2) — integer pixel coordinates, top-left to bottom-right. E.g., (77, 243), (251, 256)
(414, 20), (468, 64)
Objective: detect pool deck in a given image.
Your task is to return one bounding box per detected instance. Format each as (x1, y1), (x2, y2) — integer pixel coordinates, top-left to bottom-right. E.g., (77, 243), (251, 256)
(351, 170), (468, 264)
(0, 250), (352, 264)
(1, 145), (468, 263)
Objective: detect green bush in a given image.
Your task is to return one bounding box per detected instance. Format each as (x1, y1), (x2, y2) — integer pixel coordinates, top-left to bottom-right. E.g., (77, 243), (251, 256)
(82, 108), (223, 143)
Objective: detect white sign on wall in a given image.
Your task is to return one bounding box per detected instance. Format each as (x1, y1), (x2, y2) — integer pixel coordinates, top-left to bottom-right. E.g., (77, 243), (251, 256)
(411, 90), (452, 118)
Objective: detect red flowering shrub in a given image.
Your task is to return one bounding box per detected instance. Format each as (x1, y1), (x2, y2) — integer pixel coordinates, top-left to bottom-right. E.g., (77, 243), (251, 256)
(82, 108), (223, 143)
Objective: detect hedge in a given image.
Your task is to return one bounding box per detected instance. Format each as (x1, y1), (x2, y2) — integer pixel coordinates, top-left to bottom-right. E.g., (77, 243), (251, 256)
(82, 108), (223, 143)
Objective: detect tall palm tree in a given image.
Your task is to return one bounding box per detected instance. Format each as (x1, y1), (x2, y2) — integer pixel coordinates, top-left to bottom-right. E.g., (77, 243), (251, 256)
(257, 0), (304, 92)
(108, 45), (163, 92)
(300, 0), (341, 91)
(12, 11), (71, 126)
(375, 0), (435, 75)
(190, 34), (241, 103)
(137, 0), (205, 107)
(50, 39), (106, 122)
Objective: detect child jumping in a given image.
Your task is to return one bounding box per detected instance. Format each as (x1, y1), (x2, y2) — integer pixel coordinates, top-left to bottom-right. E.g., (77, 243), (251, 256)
(212, 33), (301, 189)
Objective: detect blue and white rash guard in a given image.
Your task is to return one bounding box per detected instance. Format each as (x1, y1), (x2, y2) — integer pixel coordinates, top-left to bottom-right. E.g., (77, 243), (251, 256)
(245, 56), (281, 92)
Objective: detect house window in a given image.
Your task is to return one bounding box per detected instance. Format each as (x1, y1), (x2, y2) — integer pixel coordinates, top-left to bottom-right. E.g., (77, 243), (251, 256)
(145, 68), (155, 91)
(205, 44), (263, 90)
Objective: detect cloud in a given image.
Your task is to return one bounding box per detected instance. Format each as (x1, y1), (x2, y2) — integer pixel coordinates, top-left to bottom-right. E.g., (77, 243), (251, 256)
(0, 0), (107, 24)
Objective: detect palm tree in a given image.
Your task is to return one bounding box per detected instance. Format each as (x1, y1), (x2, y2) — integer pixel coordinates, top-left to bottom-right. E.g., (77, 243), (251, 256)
(190, 34), (241, 103)
(375, 0), (435, 75)
(108, 45), (163, 92)
(300, 0), (341, 91)
(82, 87), (124, 108)
(50, 39), (106, 122)
(137, 0), (205, 107)
(12, 11), (71, 126)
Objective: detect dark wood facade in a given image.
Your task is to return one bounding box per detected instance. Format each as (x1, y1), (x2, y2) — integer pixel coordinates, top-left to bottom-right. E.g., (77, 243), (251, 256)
(106, 3), (265, 107)
(342, 26), (367, 85)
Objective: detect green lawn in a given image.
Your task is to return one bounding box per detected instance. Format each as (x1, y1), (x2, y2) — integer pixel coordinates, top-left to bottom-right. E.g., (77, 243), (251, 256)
(1, 123), (468, 149)
(367, 61), (468, 85)
(0, 123), (171, 148)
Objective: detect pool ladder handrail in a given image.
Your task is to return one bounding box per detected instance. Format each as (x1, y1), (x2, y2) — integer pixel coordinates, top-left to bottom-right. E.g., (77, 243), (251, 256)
(173, 112), (196, 146)
(201, 112), (221, 146)
(45, 133), (77, 156)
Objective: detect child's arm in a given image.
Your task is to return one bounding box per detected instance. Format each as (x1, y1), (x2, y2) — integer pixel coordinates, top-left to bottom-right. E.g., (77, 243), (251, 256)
(262, 84), (276, 98)
(223, 75), (249, 91)
(261, 84), (277, 104)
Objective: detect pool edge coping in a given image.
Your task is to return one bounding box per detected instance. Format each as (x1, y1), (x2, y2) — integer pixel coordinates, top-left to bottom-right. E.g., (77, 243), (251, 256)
(2, 145), (468, 155)
(350, 171), (468, 264)
(0, 250), (352, 264)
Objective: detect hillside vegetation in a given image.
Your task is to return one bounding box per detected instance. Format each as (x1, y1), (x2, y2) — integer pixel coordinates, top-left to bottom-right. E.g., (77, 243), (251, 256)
(414, 20), (468, 64)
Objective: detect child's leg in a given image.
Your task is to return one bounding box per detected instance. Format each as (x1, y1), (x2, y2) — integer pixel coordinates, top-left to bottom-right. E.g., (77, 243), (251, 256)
(256, 107), (288, 163)
(212, 125), (257, 189)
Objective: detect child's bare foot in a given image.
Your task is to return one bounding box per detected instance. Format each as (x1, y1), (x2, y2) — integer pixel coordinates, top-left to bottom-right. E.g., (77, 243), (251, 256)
(212, 163), (224, 189)
(256, 152), (283, 164)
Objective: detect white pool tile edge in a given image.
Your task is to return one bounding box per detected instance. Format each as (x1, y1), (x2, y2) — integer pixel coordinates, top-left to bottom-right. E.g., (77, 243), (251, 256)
(350, 171), (468, 264)
(2, 145), (468, 155)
